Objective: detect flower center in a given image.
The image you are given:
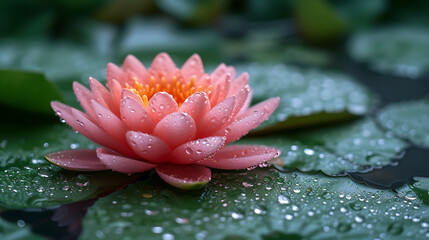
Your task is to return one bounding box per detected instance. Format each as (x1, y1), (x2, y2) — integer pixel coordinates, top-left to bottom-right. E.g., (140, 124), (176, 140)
(126, 75), (212, 107)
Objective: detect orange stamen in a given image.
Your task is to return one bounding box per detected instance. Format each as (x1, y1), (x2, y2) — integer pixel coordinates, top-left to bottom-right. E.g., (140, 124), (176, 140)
(125, 75), (211, 107)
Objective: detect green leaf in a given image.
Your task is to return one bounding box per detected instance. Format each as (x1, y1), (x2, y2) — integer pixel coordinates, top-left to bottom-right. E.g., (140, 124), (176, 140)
(238, 63), (375, 132)
(0, 124), (140, 209)
(0, 70), (63, 115)
(0, 39), (107, 82)
(377, 99), (429, 147)
(0, 217), (44, 240)
(348, 26), (429, 78)
(408, 177), (429, 205)
(81, 168), (429, 239)
(384, 0), (429, 26)
(156, 0), (228, 24)
(119, 18), (222, 63)
(0, 0), (54, 37)
(246, 0), (292, 21)
(240, 118), (407, 175)
(241, 40), (333, 67)
(295, 0), (348, 43)
(330, 0), (387, 29)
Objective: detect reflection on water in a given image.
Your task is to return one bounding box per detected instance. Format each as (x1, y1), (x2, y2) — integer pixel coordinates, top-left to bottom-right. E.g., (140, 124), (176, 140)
(349, 147), (429, 189)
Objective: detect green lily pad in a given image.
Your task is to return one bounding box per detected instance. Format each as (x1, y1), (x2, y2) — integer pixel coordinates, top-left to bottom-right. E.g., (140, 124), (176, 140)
(0, 39), (107, 82)
(156, 0), (228, 24)
(237, 63), (375, 132)
(0, 124), (140, 210)
(81, 168), (429, 239)
(0, 218), (43, 240)
(240, 118), (407, 175)
(348, 26), (429, 78)
(242, 40), (332, 67)
(332, 0), (387, 29)
(377, 99), (429, 147)
(119, 18), (222, 63)
(0, 70), (64, 115)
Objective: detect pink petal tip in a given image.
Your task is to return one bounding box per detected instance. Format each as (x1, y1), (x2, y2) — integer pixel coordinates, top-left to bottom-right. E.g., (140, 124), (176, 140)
(156, 164), (211, 190)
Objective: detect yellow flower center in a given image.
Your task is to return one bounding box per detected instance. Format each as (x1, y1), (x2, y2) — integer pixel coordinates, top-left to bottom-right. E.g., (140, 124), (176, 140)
(126, 75), (212, 107)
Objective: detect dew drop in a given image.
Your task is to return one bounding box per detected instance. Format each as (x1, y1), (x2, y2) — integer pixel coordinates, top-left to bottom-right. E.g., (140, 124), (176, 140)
(321, 192), (332, 199)
(387, 222), (403, 235)
(16, 220), (26, 228)
(231, 212), (244, 220)
(37, 167), (54, 178)
(175, 218), (189, 224)
(77, 120), (84, 126)
(162, 233), (175, 240)
(185, 147), (193, 154)
(253, 207), (266, 215)
(70, 143), (79, 149)
(337, 223), (351, 233)
(152, 226), (163, 234)
(405, 191), (417, 201)
(278, 195), (291, 205)
(291, 205), (300, 212)
(355, 215), (364, 223)
(350, 202), (363, 211)
(304, 148), (315, 156)
(293, 188), (301, 194)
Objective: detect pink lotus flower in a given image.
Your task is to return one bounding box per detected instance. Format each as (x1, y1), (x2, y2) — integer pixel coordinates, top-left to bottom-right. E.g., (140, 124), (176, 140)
(46, 53), (280, 189)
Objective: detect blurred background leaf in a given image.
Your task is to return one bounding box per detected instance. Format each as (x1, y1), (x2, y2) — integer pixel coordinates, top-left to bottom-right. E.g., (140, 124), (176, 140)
(0, 217), (44, 240)
(155, 0), (228, 25)
(0, 70), (63, 116)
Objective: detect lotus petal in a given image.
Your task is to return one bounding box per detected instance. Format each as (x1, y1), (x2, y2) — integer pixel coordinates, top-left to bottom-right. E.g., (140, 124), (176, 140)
(169, 136), (226, 164)
(215, 110), (265, 144)
(153, 112), (196, 149)
(73, 82), (96, 120)
(126, 131), (171, 163)
(45, 149), (107, 171)
(120, 96), (155, 133)
(96, 148), (156, 174)
(156, 164), (211, 190)
(199, 145), (281, 169)
(179, 92), (210, 123)
(123, 55), (148, 81)
(106, 63), (125, 87)
(150, 52), (176, 80)
(238, 97), (280, 123)
(89, 77), (116, 114)
(147, 92), (178, 123)
(197, 96), (235, 138)
(181, 54), (204, 80)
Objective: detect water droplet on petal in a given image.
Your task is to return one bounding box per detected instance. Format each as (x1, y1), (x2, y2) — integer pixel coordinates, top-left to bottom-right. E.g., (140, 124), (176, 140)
(185, 147), (193, 154)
